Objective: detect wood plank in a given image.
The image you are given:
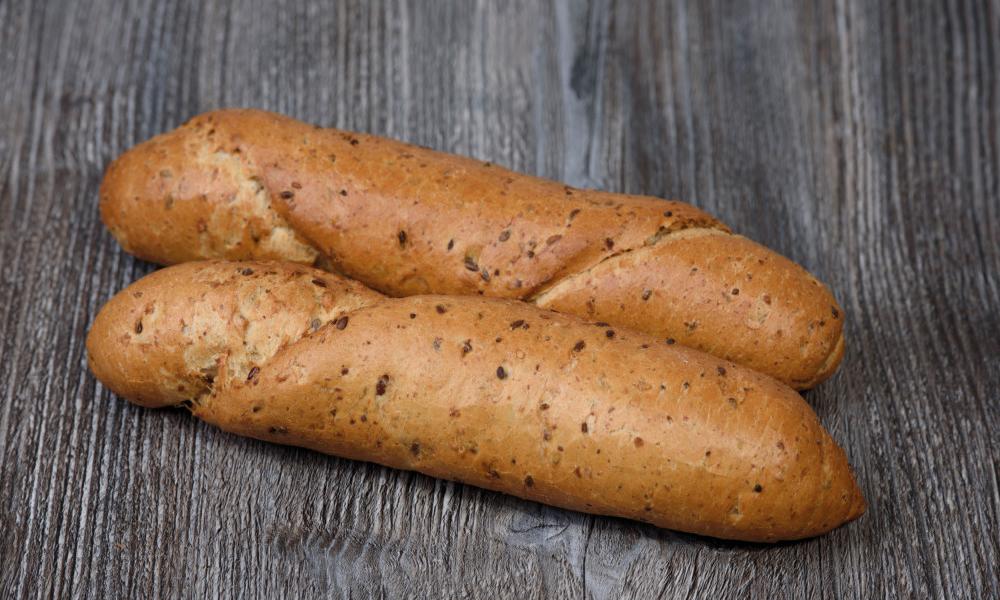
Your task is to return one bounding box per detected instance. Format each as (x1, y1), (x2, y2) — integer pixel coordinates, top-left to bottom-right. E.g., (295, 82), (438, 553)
(0, 0), (996, 597)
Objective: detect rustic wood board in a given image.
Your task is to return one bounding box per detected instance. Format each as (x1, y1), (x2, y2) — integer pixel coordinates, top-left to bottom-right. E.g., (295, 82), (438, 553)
(1, 0), (997, 597)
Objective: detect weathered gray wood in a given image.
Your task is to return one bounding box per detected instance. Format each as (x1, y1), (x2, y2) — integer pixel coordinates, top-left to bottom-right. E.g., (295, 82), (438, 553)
(1, 0), (998, 597)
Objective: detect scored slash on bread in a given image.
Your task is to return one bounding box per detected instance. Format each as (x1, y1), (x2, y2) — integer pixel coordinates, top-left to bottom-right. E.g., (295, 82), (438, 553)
(99, 109), (845, 389)
(86, 261), (864, 542)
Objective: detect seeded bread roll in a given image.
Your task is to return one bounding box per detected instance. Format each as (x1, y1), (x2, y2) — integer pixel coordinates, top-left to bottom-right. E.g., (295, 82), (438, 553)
(99, 110), (845, 389)
(86, 261), (864, 542)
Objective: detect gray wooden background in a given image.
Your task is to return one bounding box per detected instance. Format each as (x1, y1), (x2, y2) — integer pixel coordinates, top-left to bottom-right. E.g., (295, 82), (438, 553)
(1, 0), (998, 598)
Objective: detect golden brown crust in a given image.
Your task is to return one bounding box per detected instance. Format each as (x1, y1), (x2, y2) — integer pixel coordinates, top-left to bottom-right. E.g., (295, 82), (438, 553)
(99, 108), (844, 389)
(85, 261), (382, 408)
(86, 261), (864, 542)
(535, 230), (846, 388)
(99, 124), (319, 265)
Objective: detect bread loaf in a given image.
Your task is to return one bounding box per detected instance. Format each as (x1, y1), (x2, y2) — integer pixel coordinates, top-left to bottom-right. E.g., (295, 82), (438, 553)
(86, 261), (864, 541)
(99, 109), (844, 389)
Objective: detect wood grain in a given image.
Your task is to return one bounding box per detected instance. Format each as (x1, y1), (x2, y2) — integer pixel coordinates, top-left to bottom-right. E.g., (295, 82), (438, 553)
(1, 0), (997, 597)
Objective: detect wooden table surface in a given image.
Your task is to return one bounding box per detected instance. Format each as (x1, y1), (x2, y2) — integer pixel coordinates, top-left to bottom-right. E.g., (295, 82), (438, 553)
(1, 1), (997, 597)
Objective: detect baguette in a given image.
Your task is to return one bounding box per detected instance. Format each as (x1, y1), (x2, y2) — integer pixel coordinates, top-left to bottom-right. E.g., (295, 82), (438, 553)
(99, 110), (845, 390)
(86, 261), (864, 541)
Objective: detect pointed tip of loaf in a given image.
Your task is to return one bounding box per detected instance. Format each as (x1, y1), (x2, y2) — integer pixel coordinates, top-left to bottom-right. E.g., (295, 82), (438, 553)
(86, 269), (186, 408)
(781, 420), (865, 541)
(799, 326), (846, 389)
(804, 400), (867, 537)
